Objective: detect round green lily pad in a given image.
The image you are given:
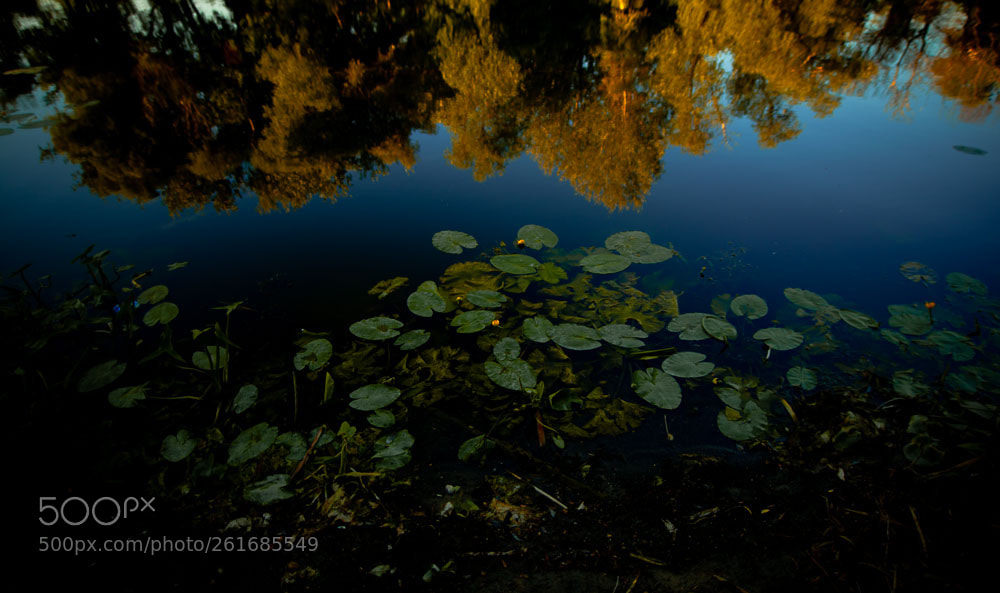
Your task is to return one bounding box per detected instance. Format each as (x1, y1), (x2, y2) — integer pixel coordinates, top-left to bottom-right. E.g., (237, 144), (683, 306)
(946, 272), (987, 295)
(394, 329), (431, 350)
(702, 315), (737, 341)
(161, 429), (197, 462)
(490, 254), (541, 275)
(228, 422), (279, 465)
(193, 346), (228, 370)
(786, 366), (817, 390)
(78, 360), (126, 392)
(407, 281), (447, 317)
(783, 288), (828, 310)
(522, 317), (554, 343)
(667, 313), (711, 341)
(662, 352), (714, 378)
(633, 368), (682, 409)
(597, 323), (647, 348)
(108, 384), (147, 408)
(293, 339), (332, 370)
(350, 317), (403, 340)
(485, 359), (536, 391)
(625, 243), (674, 264)
(549, 323), (602, 350)
(493, 337), (522, 364)
(899, 261), (937, 285)
(367, 409), (396, 428)
(838, 309), (878, 330)
(244, 474), (294, 505)
(349, 384), (402, 411)
(467, 290), (508, 308)
(450, 310), (496, 333)
(136, 284), (168, 305)
(580, 252), (631, 274)
(142, 301), (179, 326)
(730, 294), (768, 320)
(717, 401), (768, 441)
(605, 231), (651, 254)
(432, 230), (478, 254)
(753, 327), (804, 351)
(517, 224), (558, 249)
(233, 384), (258, 414)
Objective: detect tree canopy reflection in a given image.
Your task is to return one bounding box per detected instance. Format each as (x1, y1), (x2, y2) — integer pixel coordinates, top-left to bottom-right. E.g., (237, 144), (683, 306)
(1, 0), (996, 212)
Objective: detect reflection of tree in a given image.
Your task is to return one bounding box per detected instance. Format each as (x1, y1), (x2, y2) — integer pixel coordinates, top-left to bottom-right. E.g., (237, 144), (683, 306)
(1, 0), (997, 213)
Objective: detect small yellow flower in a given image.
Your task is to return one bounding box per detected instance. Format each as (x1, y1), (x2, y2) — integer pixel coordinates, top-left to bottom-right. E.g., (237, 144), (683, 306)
(924, 301), (936, 309)
(712, 377), (720, 384)
(491, 319), (500, 327)
(516, 239), (526, 249)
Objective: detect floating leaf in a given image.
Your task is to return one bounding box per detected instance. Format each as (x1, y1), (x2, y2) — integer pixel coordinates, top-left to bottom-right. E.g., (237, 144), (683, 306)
(350, 317), (403, 340)
(549, 323), (602, 350)
(19, 117), (58, 129)
(407, 281), (447, 317)
(702, 315), (737, 341)
(161, 429), (197, 462)
(485, 359), (537, 391)
(450, 309), (496, 333)
(579, 252), (631, 274)
(367, 410), (396, 428)
(432, 230), (477, 254)
(717, 401), (768, 441)
(142, 302), (179, 326)
(715, 386), (745, 410)
(597, 323), (648, 348)
(753, 328), (804, 351)
(786, 367), (817, 390)
(493, 337), (522, 364)
(166, 261), (188, 271)
(458, 435), (494, 462)
(538, 262), (568, 284)
(192, 346), (229, 370)
(244, 474), (294, 505)
(78, 360), (126, 392)
(0, 128), (13, 136)
(881, 329), (910, 347)
(838, 309), (878, 330)
(899, 261), (937, 285)
(293, 339), (332, 371)
(349, 384), (402, 411)
(605, 231), (651, 254)
(730, 295), (768, 320)
(887, 305), (932, 335)
(228, 422), (279, 465)
(233, 384), (258, 414)
(137, 284), (169, 305)
(667, 313), (711, 341)
(953, 145), (987, 155)
(517, 224), (558, 249)
(372, 430), (415, 459)
(490, 254), (541, 275)
(926, 330), (975, 361)
(893, 370), (929, 398)
(626, 243), (674, 264)
(467, 290), (508, 308)
(522, 317), (554, 343)
(633, 368), (682, 409)
(276, 432), (308, 461)
(108, 384), (147, 408)
(661, 352), (714, 378)
(946, 272), (987, 295)
(439, 261), (502, 297)
(783, 288), (828, 310)
(394, 329), (430, 351)
(369, 276), (408, 299)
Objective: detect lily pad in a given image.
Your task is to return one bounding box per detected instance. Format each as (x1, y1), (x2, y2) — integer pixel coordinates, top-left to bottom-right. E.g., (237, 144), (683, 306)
(349, 384), (402, 411)
(702, 315), (737, 341)
(228, 422), (279, 465)
(786, 366), (817, 390)
(633, 368), (682, 409)
(597, 323), (648, 348)
(161, 429), (197, 462)
(538, 262), (568, 284)
(926, 330), (975, 361)
(946, 272), (987, 295)
(193, 346), (229, 370)
(450, 310), (496, 333)
(580, 252), (631, 274)
(881, 329), (910, 347)
(369, 276), (408, 299)
(625, 243), (674, 264)
(717, 401), (768, 441)
(142, 302), (179, 326)
(233, 384), (258, 414)
(276, 432), (308, 461)
(244, 474), (294, 505)
(0, 128), (13, 136)
(407, 281), (447, 317)
(293, 339), (332, 371)
(953, 145), (987, 155)
(888, 305), (932, 335)
(432, 230), (478, 254)
(522, 317), (554, 343)
(485, 359), (537, 391)
(667, 313), (711, 341)
(730, 294), (768, 320)
(350, 317), (403, 340)
(458, 434), (495, 462)
(372, 430), (415, 459)
(753, 328), (804, 351)
(893, 370), (929, 398)
(493, 337), (522, 364)
(394, 329), (431, 350)
(783, 288), (828, 310)
(137, 284), (169, 305)
(467, 290), (508, 308)
(367, 409), (396, 428)
(661, 352), (714, 378)
(78, 360), (126, 392)
(517, 224), (558, 249)
(108, 384), (147, 408)
(838, 309), (878, 330)
(899, 261), (937, 285)
(605, 231), (651, 255)
(490, 254), (541, 275)
(549, 323), (602, 350)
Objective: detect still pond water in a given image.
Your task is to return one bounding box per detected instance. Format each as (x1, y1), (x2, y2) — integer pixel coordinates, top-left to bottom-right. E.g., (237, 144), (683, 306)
(3, 1), (999, 590)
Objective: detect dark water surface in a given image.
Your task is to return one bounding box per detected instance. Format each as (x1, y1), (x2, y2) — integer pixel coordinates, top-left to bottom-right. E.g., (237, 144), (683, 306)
(3, 1), (999, 590)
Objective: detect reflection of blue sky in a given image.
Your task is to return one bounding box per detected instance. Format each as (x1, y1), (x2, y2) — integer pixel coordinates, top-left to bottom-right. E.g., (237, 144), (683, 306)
(1, 78), (997, 326)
